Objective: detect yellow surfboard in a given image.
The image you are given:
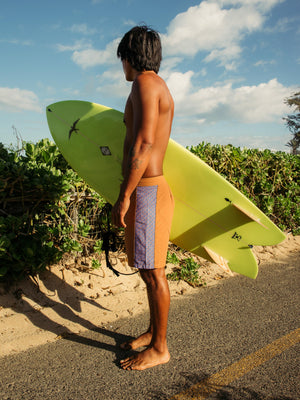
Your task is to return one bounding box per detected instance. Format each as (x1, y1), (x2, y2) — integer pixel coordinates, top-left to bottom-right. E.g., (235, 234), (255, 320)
(46, 101), (285, 278)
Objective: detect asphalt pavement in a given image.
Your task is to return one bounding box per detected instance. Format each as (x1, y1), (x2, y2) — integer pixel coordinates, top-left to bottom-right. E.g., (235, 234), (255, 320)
(0, 254), (299, 400)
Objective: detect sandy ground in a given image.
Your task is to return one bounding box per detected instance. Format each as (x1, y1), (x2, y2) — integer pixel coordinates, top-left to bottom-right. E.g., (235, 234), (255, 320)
(0, 234), (299, 358)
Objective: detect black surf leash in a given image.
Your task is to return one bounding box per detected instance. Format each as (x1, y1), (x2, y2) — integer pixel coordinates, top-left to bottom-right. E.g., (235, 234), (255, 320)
(101, 204), (138, 277)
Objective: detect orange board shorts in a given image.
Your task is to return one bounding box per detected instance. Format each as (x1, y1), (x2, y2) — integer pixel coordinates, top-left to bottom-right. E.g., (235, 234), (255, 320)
(125, 176), (174, 270)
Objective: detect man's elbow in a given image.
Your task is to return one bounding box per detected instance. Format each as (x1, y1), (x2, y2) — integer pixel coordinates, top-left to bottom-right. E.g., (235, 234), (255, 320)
(140, 140), (153, 153)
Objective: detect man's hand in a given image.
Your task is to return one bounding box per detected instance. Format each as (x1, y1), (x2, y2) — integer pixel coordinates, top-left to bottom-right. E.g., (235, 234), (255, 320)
(111, 195), (130, 228)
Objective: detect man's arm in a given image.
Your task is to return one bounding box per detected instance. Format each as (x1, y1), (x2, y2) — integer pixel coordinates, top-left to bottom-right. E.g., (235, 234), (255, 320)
(112, 75), (159, 227)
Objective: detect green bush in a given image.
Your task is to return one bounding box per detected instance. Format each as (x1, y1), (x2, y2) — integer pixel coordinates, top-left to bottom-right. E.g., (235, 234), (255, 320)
(189, 142), (299, 235)
(0, 139), (106, 283)
(0, 139), (299, 284)
(166, 251), (206, 287)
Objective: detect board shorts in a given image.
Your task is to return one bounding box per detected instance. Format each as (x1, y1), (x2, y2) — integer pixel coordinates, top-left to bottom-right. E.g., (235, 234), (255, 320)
(125, 176), (174, 270)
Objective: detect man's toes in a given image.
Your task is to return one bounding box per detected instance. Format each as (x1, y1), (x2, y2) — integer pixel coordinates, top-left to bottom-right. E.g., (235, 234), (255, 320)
(120, 357), (133, 369)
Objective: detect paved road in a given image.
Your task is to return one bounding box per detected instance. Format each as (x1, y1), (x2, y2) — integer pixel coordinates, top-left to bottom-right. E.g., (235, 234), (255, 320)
(0, 256), (299, 400)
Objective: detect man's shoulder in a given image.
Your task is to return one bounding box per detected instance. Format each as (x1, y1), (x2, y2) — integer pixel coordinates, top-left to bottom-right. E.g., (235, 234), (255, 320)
(136, 72), (164, 84)
(133, 72), (165, 94)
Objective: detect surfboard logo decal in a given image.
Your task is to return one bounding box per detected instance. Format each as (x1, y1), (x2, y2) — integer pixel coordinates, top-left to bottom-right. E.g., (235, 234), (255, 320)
(69, 119), (80, 139)
(100, 146), (112, 156)
(232, 231), (242, 241)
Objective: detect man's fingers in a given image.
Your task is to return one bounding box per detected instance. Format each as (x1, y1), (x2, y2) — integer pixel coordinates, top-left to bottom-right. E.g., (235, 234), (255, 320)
(120, 216), (127, 228)
(111, 212), (126, 228)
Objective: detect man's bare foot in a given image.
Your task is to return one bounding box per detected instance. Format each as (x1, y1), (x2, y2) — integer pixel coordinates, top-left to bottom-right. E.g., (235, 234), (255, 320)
(120, 331), (152, 351)
(120, 347), (170, 371)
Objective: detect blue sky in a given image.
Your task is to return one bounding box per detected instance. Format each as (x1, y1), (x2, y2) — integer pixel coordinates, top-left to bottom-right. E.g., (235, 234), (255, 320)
(1, 0), (299, 151)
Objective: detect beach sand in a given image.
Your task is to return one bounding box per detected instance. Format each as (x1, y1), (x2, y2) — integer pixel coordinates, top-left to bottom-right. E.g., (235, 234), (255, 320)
(0, 234), (299, 358)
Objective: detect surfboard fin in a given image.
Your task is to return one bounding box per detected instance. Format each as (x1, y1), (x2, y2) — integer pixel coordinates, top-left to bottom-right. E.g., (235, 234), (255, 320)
(203, 246), (233, 276)
(231, 203), (268, 229)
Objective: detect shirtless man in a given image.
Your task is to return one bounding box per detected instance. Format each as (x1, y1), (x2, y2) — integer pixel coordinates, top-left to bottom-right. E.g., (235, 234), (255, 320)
(111, 26), (174, 371)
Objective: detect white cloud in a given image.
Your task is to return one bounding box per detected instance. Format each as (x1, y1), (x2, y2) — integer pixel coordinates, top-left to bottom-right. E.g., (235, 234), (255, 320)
(204, 45), (242, 70)
(166, 74), (292, 124)
(216, 0), (285, 11)
(56, 39), (92, 52)
(123, 19), (136, 26)
(163, 2), (263, 54)
(69, 24), (97, 35)
(160, 57), (184, 76)
(0, 88), (42, 113)
(0, 39), (33, 46)
(165, 71), (194, 103)
(96, 68), (131, 100)
(265, 16), (294, 33)
(63, 88), (80, 96)
(71, 38), (120, 69)
(254, 59), (276, 67)
(228, 79), (291, 122)
(162, 0), (283, 69)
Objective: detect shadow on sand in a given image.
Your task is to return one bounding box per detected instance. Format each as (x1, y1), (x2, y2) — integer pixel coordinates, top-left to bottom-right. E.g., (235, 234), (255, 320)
(1, 269), (136, 361)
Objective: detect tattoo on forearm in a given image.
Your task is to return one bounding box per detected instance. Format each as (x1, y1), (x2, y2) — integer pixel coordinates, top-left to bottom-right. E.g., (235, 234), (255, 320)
(130, 158), (142, 170)
(128, 143), (152, 171)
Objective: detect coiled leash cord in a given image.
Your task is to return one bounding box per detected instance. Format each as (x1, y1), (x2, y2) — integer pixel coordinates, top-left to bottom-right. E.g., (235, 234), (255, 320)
(101, 204), (138, 277)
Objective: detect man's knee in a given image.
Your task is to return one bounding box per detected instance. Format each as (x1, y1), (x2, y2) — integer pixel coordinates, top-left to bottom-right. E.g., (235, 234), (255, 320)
(140, 268), (167, 287)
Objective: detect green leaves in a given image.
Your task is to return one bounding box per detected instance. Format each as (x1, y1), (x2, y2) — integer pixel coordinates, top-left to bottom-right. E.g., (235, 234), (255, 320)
(167, 255), (206, 287)
(93, 240), (103, 254)
(0, 138), (107, 284)
(189, 142), (299, 235)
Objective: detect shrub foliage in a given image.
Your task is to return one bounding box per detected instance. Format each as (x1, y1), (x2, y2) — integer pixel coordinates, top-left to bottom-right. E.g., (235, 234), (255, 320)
(189, 142), (299, 235)
(0, 139), (106, 283)
(0, 139), (299, 283)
